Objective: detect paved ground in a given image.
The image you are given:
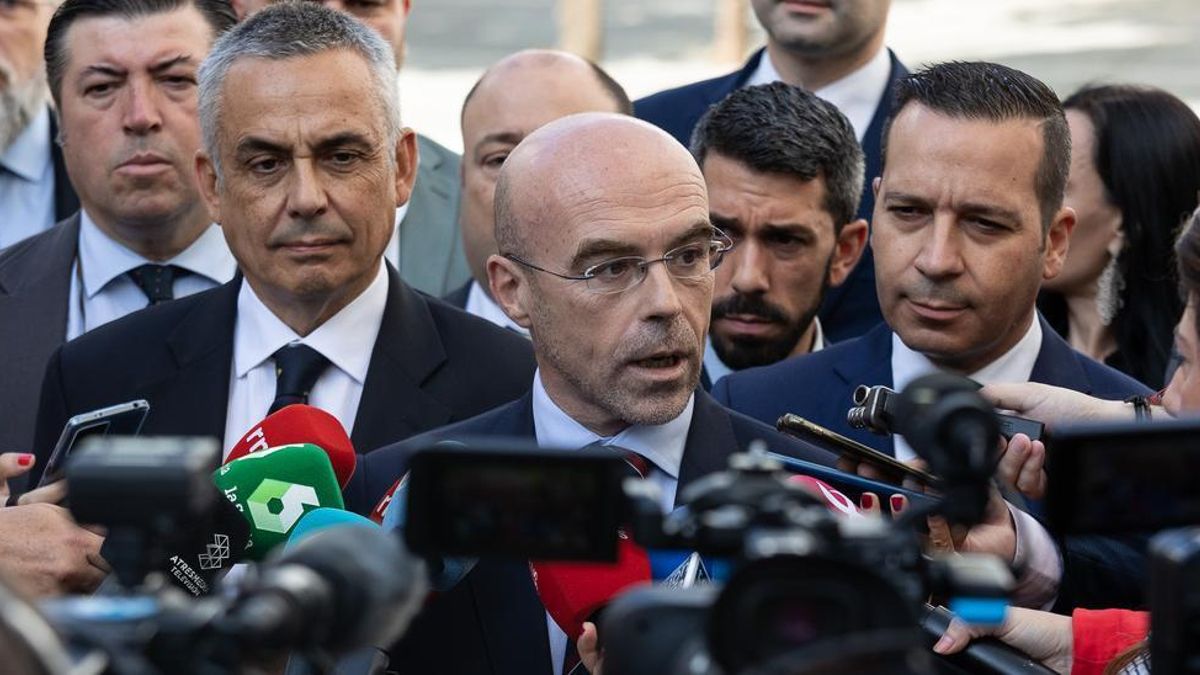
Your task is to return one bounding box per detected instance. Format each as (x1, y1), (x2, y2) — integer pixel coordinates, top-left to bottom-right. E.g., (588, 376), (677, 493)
(399, 0), (1200, 151)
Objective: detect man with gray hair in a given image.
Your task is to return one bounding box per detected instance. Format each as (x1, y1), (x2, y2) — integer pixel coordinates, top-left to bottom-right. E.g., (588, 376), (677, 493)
(27, 2), (534, 488)
(0, 0), (77, 247)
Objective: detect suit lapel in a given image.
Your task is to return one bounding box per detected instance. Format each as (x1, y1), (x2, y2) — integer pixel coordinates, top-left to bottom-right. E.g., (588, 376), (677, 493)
(677, 390), (741, 503)
(351, 266), (452, 453)
(1030, 315), (1094, 393)
(396, 135), (461, 295)
(0, 214), (77, 350)
(137, 279), (239, 442)
(831, 324), (896, 454)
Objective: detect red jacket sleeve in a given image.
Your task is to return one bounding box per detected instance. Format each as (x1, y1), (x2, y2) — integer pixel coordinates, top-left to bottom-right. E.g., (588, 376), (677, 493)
(1071, 608), (1149, 675)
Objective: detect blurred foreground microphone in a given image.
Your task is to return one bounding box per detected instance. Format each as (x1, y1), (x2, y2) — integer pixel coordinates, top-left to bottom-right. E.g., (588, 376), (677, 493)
(381, 473), (479, 592)
(214, 444), (344, 560)
(226, 404), (356, 488)
(228, 525), (427, 657)
(286, 507), (377, 549)
(531, 534), (651, 641)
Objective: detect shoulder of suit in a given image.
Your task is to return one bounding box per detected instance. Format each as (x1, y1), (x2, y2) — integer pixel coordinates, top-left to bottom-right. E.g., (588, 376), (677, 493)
(0, 214), (77, 267)
(634, 51), (761, 114)
(56, 284), (225, 357)
(416, 133), (461, 170)
(422, 291), (533, 353)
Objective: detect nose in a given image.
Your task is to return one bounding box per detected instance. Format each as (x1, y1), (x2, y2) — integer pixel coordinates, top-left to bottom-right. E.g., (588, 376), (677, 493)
(913, 216), (965, 280)
(122, 78), (163, 136)
(727, 239), (770, 296)
(638, 259), (687, 321)
(286, 159), (329, 220)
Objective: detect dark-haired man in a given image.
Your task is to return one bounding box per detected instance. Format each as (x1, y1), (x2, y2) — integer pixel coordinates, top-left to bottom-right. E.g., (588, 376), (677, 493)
(0, 0), (239, 478)
(693, 82), (868, 383)
(715, 61), (1152, 611)
(637, 0), (904, 343)
(0, 0), (77, 248)
(445, 49), (632, 330)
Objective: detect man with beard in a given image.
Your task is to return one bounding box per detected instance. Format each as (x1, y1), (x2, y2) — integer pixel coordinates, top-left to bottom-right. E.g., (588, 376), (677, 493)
(0, 0), (77, 247)
(0, 0), (239, 481)
(694, 82), (868, 385)
(637, 0), (904, 344)
(347, 113), (838, 675)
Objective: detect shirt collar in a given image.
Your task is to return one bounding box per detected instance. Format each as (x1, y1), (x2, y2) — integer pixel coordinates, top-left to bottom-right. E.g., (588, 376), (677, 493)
(703, 318), (826, 382)
(891, 315), (1044, 392)
(0, 108), (51, 182)
(233, 261), (389, 384)
(465, 280), (529, 335)
(531, 369), (693, 479)
(77, 210), (236, 299)
(745, 46), (892, 141)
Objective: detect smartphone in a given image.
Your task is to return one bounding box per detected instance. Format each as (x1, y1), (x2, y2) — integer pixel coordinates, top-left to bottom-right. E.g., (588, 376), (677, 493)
(776, 414), (941, 487)
(38, 400), (151, 488)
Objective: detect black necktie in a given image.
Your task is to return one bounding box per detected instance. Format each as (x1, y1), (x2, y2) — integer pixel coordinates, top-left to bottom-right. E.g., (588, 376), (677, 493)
(127, 264), (191, 305)
(270, 344), (330, 413)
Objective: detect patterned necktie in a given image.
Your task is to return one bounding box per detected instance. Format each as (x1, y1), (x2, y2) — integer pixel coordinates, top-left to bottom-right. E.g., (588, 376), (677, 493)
(270, 344), (331, 413)
(127, 264), (191, 305)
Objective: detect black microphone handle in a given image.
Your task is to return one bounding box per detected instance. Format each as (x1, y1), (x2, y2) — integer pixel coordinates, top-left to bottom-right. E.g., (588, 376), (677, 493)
(922, 605), (1057, 675)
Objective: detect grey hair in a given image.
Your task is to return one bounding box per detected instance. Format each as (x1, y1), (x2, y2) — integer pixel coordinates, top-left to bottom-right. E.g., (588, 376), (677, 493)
(197, 1), (400, 178)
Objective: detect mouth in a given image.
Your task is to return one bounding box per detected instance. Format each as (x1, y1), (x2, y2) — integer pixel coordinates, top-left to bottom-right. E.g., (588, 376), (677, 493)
(780, 0), (833, 13)
(628, 350), (689, 373)
(116, 153), (172, 175)
(278, 238), (345, 255)
(715, 313), (780, 337)
(906, 298), (968, 322)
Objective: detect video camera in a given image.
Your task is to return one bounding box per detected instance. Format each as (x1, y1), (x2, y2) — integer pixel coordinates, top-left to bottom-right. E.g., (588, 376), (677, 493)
(404, 374), (1047, 675)
(0, 436), (426, 675)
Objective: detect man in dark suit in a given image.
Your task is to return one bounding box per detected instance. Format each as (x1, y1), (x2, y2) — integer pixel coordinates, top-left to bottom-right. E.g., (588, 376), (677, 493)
(636, 0), (903, 343)
(229, 0), (469, 297)
(0, 0), (78, 247)
(351, 112), (838, 675)
(27, 3), (534, 488)
(715, 62), (1151, 612)
(1, 0), (242, 474)
(445, 49), (631, 328)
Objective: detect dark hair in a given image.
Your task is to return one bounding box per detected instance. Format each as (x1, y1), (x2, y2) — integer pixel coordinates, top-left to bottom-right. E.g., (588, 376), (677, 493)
(461, 52), (632, 122)
(690, 82), (865, 230)
(881, 61), (1071, 230)
(45, 0), (237, 109)
(1177, 207), (1200, 338)
(1057, 85), (1200, 388)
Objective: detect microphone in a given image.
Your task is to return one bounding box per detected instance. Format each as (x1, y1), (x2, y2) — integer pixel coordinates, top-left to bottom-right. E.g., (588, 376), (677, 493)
(227, 525), (427, 656)
(213, 444), (345, 560)
(226, 405), (357, 488)
(370, 477), (403, 525)
(286, 507), (377, 549)
(380, 473), (480, 592)
(531, 533), (651, 641)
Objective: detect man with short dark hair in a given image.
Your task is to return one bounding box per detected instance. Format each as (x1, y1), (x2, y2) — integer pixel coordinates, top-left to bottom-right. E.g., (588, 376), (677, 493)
(638, 0), (904, 343)
(349, 113), (838, 675)
(27, 3), (534, 488)
(715, 61), (1152, 611)
(230, 0), (469, 296)
(0, 0), (77, 247)
(0, 0), (239, 477)
(691, 82), (868, 382)
(445, 49), (632, 330)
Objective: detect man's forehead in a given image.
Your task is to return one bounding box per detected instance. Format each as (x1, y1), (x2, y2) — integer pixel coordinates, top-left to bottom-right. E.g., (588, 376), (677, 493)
(64, 8), (213, 69)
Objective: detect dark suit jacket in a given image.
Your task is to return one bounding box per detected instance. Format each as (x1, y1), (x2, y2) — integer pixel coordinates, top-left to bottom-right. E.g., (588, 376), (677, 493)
(442, 280), (471, 309)
(0, 214), (79, 463)
(346, 389), (838, 675)
(635, 49), (909, 343)
(396, 134), (470, 297)
(712, 318), (1153, 611)
(27, 266), (536, 488)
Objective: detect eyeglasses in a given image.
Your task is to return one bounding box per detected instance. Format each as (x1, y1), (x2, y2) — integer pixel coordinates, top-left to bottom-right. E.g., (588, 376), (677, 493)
(504, 230), (734, 295)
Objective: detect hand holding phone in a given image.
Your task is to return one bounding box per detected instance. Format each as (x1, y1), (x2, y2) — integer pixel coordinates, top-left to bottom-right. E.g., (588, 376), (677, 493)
(776, 414), (941, 488)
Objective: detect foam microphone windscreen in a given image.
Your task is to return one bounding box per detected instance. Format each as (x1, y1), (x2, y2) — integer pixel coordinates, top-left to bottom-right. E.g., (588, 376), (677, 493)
(213, 443), (345, 560)
(379, 474), (478, 592)
(531, 533), (651, 641)
(226, 404), (356, 488)
(286, 507), (378, 549)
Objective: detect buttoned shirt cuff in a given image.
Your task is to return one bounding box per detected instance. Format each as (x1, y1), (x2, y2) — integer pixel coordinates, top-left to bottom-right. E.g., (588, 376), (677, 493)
(1008, 503), (1062, 609)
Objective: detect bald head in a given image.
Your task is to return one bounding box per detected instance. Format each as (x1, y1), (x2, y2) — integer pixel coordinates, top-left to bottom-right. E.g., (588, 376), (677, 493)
(458, 50), (633, 288)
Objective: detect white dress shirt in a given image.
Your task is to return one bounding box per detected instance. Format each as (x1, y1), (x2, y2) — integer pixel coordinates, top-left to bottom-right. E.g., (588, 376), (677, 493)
(531, 370), (694, 675)
(65, 211), (236, 340)
(744, 45), (893, 143)
(704, 317), (825, 384)
(221, 262), (389, 457)
(889, 317), (1062, 608)
(0, 109), (58, 248)
(383, 200), (410, 270)
(464, 279), (529, 335)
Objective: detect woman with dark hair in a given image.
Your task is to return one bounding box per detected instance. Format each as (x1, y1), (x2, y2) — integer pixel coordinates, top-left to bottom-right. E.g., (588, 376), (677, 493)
(1040, 84), (1200, 389)
(933, 207), (1200, 674)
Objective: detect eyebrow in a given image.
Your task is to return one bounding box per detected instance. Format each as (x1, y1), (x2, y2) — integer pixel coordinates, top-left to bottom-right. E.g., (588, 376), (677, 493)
(235, 131), (375, 157)
(473, 131), (524, 155)
(80, 54), (196, 80)
(883, 191), (1021, 224)
(149, 54), (197, 74)
(568, 219), (712, 269)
